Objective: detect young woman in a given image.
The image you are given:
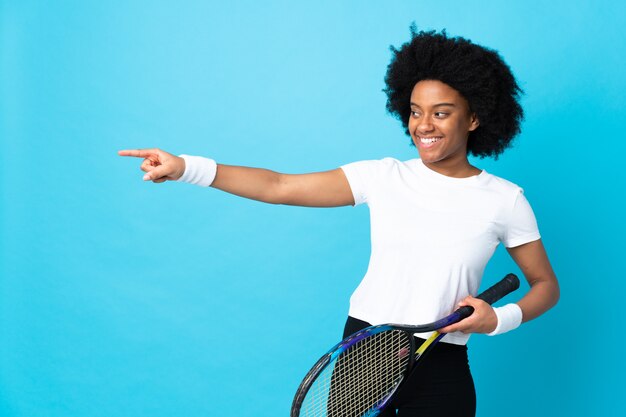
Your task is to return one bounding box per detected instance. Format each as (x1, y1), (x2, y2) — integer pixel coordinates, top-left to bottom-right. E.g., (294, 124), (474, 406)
(119, 28), (559, 417)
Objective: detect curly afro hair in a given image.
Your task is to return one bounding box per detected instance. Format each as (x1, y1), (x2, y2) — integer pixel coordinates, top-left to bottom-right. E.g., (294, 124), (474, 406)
(384, 25), (524, 158)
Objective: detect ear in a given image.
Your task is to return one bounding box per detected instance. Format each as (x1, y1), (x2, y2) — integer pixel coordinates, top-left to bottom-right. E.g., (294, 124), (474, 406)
(468, 113), (480, 131)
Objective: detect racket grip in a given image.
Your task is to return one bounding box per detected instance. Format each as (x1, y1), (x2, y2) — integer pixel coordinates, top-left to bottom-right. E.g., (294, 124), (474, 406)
(476, 273), (520, 305)
(455, 273), (520, 319)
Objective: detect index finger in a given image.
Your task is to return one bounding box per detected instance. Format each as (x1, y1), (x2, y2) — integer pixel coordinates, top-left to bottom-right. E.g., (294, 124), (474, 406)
(118, 149), (159, 158)
(439, 322), (464, 334)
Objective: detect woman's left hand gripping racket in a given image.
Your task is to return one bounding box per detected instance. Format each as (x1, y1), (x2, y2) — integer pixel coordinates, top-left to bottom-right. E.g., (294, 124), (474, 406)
(291, 273), (520, 417)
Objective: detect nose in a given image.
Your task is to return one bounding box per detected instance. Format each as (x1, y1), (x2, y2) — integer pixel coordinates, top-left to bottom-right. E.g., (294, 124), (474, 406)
(417, 119), (434, 133)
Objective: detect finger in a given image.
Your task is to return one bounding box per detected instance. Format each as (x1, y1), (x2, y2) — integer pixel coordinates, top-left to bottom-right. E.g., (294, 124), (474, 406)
(140, 158), (159, 172)
(118, 149), (160, 158)
(446, 317), (478, 333)
(457, 296), (483, 308)
(143, 165), (170, 181)
(439, 324), (456, 333)
(141, 164), (159, 173)
(440, 322), (468, 334)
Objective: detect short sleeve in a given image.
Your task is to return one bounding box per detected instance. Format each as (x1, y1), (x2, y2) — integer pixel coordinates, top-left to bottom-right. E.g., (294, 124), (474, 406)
(502, 189), (541, 248)
(340, 160), (382, 206)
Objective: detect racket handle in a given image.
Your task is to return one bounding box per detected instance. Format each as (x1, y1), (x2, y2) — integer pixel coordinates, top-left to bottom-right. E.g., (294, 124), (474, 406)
(455, 273), (520, 319)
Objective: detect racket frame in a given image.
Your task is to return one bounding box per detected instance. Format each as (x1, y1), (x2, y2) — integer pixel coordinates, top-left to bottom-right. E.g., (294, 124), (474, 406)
(291, 324), (417, 416)
(291, 273), (520, 417)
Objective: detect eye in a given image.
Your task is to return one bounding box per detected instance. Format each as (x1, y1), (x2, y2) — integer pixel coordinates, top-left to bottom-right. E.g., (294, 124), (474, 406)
(434, 112), (449, 118)
(410, 111), (421, 118)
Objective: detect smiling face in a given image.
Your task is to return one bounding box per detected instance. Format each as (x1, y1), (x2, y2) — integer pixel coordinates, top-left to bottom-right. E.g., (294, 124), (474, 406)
(408, 80), (480, 176)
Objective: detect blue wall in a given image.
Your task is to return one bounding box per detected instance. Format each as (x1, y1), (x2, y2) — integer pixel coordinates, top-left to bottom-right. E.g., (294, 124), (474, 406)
(2, 1), (625, 416)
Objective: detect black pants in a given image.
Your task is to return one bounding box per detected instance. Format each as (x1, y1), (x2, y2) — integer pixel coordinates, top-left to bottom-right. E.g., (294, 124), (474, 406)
(343, 317), (476, 417)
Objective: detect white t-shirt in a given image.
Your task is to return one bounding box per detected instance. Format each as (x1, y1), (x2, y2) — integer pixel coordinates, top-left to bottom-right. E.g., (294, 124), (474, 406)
(340, 158), (540, 345)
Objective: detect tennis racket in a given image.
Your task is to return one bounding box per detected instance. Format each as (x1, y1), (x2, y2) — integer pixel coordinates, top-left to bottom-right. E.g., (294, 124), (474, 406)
(291, 273), (520, 417)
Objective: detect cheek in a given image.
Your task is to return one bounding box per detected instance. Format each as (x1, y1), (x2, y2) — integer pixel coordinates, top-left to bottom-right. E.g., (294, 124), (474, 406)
(446, 120), (470, 138)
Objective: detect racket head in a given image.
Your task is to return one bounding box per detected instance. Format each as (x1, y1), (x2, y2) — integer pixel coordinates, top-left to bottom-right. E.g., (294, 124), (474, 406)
(291, 274), (521, 416)
(291, 325), (415, 417)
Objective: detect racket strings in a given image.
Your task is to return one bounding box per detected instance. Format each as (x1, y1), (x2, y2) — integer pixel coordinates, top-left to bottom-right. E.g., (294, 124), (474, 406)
(299, 330), (412, 417)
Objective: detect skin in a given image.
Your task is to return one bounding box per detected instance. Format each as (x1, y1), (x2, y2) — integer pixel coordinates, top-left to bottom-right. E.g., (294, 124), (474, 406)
(118, 80), (559, 334)
(407, 80), (480, 178)
(404, 81), (560, 332)
(116, 149), (354, 207)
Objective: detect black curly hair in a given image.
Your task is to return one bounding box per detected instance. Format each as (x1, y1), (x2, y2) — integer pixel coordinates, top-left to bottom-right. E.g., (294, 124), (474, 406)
(384, 25), (524, 158)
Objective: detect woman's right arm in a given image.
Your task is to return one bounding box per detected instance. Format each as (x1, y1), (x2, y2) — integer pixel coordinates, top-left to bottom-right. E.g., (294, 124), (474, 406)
(118, 148), (355, 208)
(213, 164), (354, 207)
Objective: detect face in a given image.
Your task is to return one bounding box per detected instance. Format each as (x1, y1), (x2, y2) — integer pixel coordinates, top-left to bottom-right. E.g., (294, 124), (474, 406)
(408, 80), (479, 170)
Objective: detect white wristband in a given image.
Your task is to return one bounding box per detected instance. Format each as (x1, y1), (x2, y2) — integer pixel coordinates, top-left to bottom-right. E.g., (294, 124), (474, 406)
(176, 155), (217, 187)
(487, 303), (523, 336)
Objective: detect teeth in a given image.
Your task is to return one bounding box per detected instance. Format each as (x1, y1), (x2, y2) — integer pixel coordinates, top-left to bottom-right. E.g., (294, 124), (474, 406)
(420, 136), (442, 144)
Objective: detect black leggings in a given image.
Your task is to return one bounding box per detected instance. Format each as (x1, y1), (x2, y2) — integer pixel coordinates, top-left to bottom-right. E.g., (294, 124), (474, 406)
(343, 317), (476, 417)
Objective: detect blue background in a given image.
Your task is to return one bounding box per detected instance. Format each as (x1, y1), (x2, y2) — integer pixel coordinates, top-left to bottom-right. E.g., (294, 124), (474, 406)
(2, 1), (625, 416)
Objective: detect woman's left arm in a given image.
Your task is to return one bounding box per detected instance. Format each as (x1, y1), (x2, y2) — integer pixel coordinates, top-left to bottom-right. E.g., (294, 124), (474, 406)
(506, 239), (560, 323)
(440, 239), (559, 334)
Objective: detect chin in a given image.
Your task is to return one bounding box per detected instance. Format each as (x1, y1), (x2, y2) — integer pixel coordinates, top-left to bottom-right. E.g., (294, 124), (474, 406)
(416, 152), (444, 164)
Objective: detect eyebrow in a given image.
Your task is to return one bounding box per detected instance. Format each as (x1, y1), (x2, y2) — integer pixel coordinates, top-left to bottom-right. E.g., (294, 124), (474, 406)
(410, 102), (457, 108)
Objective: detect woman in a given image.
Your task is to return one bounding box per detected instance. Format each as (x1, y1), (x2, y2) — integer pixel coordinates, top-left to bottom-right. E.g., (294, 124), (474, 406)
(119, 27), (559, 417)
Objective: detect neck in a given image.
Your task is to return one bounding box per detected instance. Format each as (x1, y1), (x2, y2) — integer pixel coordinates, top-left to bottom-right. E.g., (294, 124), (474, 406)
(422, 157), (481, 178)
